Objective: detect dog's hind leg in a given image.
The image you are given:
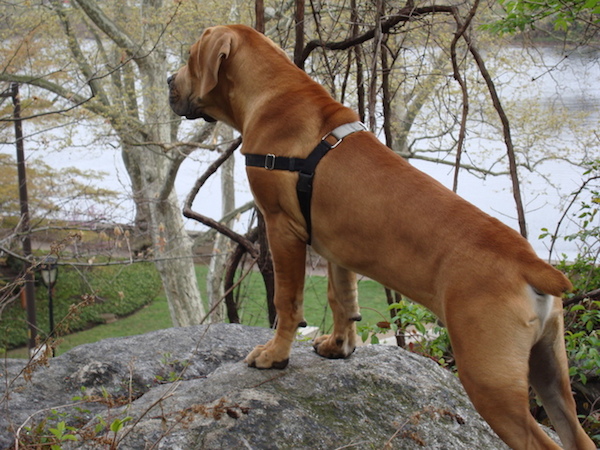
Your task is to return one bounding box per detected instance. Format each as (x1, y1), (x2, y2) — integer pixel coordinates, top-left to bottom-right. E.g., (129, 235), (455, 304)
(313, 262), (361, 359)
(245, 216), (307, 369)
(529, 296), (596, 450)
(446, 299), (563, 450)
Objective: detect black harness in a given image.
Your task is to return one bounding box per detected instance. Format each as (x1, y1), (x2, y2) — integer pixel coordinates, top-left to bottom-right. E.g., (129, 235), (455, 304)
(245, 121), (366, 245)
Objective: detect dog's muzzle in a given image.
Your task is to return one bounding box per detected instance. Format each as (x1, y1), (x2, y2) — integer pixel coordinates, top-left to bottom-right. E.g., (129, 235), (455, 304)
(167, 74), (217, 122)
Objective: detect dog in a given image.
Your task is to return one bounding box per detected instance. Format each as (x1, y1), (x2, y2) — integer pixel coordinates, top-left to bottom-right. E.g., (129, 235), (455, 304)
(168, 24), (595, 450)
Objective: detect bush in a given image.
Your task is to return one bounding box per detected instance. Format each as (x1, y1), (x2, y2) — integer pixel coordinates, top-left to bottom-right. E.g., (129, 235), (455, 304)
(0, 262), (162, 350)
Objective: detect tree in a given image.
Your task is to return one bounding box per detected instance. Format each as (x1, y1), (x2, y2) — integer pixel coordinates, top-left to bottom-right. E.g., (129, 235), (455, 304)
(484, 0), (600, 38)
(0, 0), (235, 325)
(0, 153), (117, 224)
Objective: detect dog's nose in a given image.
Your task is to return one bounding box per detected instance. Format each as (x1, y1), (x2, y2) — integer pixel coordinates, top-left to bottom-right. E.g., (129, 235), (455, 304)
(167, 74), (175, 86)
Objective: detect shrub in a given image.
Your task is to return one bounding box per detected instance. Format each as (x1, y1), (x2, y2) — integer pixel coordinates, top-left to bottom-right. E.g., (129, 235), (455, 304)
(0, 262), (162, 350)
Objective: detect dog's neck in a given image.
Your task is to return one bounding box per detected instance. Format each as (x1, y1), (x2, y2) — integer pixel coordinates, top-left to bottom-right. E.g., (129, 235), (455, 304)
(221, 59), (358, 155)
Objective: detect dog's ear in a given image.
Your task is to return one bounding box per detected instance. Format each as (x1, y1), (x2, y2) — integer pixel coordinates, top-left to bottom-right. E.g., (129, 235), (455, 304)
(191, 27), (234, 99)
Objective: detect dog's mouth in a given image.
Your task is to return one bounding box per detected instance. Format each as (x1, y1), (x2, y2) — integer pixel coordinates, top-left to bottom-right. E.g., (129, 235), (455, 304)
(195, 112), (217, 123)
(168, 94), (217, 122)
(181, 110), (217, 122)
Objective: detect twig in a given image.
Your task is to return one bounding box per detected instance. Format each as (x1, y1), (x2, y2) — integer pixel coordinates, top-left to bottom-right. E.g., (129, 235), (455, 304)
(564, 288), (600, 307)
(199, 258), (257, 325)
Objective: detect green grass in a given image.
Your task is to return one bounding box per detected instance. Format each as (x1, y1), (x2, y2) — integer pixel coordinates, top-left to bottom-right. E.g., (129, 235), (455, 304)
(6, 296), (173, 358)
(225, 265), (391, 331)
(5, 264), (392, 359)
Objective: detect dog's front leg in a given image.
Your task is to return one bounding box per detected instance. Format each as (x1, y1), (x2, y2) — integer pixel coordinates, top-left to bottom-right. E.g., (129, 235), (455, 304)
(313, 263), (361, 359)
(245, 215), (307, 369)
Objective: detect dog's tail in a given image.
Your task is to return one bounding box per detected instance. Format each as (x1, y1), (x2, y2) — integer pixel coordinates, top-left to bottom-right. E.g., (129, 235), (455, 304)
(523, 257), (573, 297)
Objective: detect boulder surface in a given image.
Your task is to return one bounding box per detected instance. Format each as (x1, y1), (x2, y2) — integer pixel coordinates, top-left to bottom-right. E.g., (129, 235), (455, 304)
(1, 324), (517, 449)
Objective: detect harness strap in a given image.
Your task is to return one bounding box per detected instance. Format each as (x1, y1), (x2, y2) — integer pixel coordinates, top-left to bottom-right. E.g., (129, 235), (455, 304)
(296, 140), (332, 244)
(245, 121), (366, 244)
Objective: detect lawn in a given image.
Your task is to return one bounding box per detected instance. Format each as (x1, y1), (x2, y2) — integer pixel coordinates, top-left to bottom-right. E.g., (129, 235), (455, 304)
(5, 264), (392, 358)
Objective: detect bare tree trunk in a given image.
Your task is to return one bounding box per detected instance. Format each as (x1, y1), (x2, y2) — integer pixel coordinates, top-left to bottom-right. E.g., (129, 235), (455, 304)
(123, 142), (205, 327)
(207, 127), (236, 323)
(294, 0), (305, 68)
(48, 0), (208, 326)
(123, 22), (205, 326)
(351, 0), (366, 122)
(381, 33), (393, 149)
(255, 0), (265, 33)
(367, 0), (384, 131)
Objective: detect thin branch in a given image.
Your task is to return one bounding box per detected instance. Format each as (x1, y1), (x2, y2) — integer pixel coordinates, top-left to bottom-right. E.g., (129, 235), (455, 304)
(461, 34), (527, 238)
(0, 74), (97, 121)
(547, 175), (600, 261)
(300, 4), (456, 65)
(182, 137), (259, 258)
(450, 0), (478, 192)
(564, 288), (600, 307)
(199, 258), (257, 325)
(72, 0), (141, 59)
(158, 122), (219, 201)
(49, 0), (111, 108)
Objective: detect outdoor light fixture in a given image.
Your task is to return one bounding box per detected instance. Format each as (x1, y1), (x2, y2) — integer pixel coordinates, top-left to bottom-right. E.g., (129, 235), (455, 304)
(39, 256), (59, 340)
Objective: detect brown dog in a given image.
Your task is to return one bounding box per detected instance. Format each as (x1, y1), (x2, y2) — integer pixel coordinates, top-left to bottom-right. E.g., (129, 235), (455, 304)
(168, 25), (595, 450)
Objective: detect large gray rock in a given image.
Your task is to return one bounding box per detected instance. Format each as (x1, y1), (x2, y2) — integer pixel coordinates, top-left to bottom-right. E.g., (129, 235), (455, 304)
(0, 324), (513, 449)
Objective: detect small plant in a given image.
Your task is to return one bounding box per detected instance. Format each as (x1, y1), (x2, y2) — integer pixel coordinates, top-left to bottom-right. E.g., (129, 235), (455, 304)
(358, 297), (453, 368)
(154, 352), (190, 384)
(20, 410), (80, 449)
(17, 385), (136, 449)
(48, 420), (79, 448)
(563, 300), (600, 385)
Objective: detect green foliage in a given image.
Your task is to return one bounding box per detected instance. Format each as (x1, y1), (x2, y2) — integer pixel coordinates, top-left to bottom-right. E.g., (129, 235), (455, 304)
(20, 409), (80, 449)
(558, 250), (600, 386)
(154, 352), (189, 384)
(0, 262), (162, 350)
(18, 390), (133, 449)
(564, 302), (600, 385)
(357, 298), (453, 368)
(482, 0), (600, 35)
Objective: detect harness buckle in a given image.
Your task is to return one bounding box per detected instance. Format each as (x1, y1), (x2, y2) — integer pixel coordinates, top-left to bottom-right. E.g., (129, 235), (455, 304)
(264, 154), (276, 170)
(322, 133), (342, 149)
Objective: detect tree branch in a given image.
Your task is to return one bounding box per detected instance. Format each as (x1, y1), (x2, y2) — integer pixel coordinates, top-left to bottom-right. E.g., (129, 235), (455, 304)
(72, 0), (141, 59)
(158, 122), (219, 202)
(182, 137), (259, 258)
(564, 288), (600, 307)
(0, 74), (97, 120)
(300, 4), (456, 65)
(450, 0), (478, 192)
(460, 32), (528, 237)
(49, 0), (111, 108)
(547, 174), (600, 261)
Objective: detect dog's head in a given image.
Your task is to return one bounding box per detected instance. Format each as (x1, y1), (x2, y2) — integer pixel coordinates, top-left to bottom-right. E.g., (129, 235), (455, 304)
(167, 26), (238, 122)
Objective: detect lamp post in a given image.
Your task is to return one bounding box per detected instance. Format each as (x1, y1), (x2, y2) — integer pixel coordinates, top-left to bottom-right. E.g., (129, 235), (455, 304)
(2, 82), (37, 353)
(39, 256), (58, 338)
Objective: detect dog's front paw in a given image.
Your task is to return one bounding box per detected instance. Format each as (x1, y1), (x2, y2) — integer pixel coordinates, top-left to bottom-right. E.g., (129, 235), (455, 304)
(313, 334), (355, 359)
(245, 341), (290, 369)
